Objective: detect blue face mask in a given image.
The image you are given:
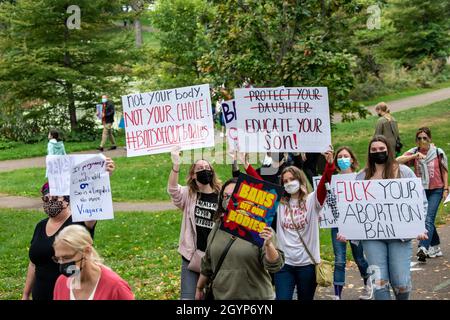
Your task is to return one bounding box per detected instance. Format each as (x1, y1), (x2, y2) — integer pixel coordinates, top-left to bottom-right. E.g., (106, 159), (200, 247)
(101, 98), (107, 103)
(337, 157), (352, 171)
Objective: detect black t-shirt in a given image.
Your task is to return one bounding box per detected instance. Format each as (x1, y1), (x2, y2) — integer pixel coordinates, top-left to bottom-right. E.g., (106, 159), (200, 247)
(28, 216), (95, 300)
(194, 192), (218, 252)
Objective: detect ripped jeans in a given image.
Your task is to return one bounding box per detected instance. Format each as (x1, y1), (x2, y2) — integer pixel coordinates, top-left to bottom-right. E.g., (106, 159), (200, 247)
(361, 239), (412, 300)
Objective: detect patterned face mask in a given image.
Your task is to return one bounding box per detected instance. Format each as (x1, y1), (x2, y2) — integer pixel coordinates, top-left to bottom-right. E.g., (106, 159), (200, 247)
(43, 199), (65, 217)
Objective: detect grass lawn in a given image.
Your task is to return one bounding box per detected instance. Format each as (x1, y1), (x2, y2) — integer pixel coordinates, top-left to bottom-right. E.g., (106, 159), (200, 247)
(0, 99), (449, 203)
(0, 208), (336, 300)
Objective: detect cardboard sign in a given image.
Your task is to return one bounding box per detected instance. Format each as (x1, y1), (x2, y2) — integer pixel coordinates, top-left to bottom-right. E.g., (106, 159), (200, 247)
(336, 178), (426, 240)
(70, 154), (114, 222)
(220, 173), (284, 247)
(313, 173), (357, 229)
(234, 87), (331, 153)
(221, 99), (238, 151)
(46, 155), (93, 196)
(121, 84), (215, 157)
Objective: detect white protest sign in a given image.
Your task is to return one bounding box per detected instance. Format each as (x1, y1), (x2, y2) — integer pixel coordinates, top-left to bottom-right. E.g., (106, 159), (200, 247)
(234, 87), (331, 153)
(46, 155), (93, 196)
(336, 178), (426, 240)
(121, 84), (214, 157)
(221, 99), (239, 151)
(313, 173), (357, 229)
(70, 154), (114, 222)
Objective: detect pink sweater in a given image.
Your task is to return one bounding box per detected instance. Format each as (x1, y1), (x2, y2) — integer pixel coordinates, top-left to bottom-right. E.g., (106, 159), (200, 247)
(53, 265), (134, 300)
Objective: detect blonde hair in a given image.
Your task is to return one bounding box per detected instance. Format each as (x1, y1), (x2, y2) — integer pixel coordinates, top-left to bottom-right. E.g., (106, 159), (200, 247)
(375, 102), (392, 120)
(53, 225), (103, 264)
(186, 159), (222, 196)
(280, 166), (310, 204)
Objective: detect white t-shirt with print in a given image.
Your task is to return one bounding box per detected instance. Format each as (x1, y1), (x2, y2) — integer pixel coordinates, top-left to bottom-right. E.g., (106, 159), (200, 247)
(276, 192), (322, 266)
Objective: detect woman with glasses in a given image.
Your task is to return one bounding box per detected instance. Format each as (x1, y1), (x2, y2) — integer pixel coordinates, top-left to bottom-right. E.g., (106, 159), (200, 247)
(397, 127), (448, 262)
(22, 158), (115, 300)
(53, 225), (134, 300)
(168, 146), (222, 299)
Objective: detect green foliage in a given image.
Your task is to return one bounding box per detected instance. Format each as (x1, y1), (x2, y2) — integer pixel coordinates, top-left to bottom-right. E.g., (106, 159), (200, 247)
(0, 0), (135, 136)
(199, 0), (368, 120)
(381, 0), (450, 69)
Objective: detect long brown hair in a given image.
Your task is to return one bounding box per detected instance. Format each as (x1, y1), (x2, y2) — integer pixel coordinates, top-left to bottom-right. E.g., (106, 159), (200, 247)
(280, 166), (310, 205)
(334, 146), (359, 172)
(364, 135), (399, 179)
(214, 177), (238, 222)
(186, 159), (222, 196)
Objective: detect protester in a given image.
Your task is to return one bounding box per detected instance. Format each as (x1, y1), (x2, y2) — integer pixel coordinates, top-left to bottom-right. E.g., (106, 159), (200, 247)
(396, 127), (448, 262)
(331, 146), (371, 300)
(273, 148), (335, 300)
(195, 178), (284, 300)
(47, 129), (66, 155)
(339, 135), (428, 300)
(374, 102), (401, 155)
(53, 225), (134, 300)
(22, 158), (116, 300)
(168, 146), (222, 300)
(97, 95), (117, 152)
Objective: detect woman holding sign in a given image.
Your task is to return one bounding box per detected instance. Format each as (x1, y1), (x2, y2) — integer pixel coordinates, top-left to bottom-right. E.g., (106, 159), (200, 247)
(396, 127), (448, 262)
(168, 146), (222, 300)
(195, 178), (284, 300)
(343, 135), (428, 300)
(274, 148), (335, 300)
(22, 158), (116, 300)
(331, 147), (371, 300)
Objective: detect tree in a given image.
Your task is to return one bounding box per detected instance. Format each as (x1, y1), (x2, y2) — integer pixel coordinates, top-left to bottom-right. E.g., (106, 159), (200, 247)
(133, 0), (211, 91)
(382, 0), (450, 69)
(200, 0), (367, 121)
(0, 0), (134, 133)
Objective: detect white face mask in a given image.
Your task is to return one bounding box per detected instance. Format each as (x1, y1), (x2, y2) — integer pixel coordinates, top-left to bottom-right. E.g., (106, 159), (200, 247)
(284, 180), (300, 194)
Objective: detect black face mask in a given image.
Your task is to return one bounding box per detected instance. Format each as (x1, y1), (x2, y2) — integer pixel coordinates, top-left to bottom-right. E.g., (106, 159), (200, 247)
(370, 151), (388, 164)
(59, 258), (83, 277)
(196, 170), (213, 185)
(43, 200), (64, 217)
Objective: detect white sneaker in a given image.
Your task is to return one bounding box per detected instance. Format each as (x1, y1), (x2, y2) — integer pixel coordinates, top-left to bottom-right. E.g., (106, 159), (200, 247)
(333, 295), (341, 300)
(432, 245), (443, 257)
(427, 246), (437, 258)
(359, 281), (373, 300)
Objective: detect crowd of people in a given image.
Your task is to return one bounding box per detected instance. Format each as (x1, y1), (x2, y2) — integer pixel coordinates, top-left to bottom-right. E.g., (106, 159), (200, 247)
(24, 99), (448, 301)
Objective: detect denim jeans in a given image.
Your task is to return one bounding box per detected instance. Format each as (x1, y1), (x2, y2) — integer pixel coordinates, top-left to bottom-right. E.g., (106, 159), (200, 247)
(361, 239), (412, 300)
(274, 264), (317, 300)
(419, 188), (443, 249)
(181, 257), (199, 300)
(331, 228), (369, 286)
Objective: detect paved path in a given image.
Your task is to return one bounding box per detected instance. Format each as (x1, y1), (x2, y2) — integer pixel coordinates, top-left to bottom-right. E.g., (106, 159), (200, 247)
(315, 220), (450, 300)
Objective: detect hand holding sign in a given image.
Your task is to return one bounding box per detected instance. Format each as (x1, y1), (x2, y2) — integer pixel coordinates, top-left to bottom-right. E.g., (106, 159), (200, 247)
(105, 157), (115, 175)
(259, 226), (274, 247)
(171, 145), (182, 165)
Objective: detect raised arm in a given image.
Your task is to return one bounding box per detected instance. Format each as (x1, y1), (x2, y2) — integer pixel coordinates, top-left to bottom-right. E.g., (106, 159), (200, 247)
(316, 149), (336, 206)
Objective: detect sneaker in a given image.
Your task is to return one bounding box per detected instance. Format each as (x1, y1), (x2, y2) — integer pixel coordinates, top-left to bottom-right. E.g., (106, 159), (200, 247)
(108, 146), (117, 150)
(359, 281), (373, 300)
(332, 295), (341, 300)
(427, 246), (437, 258)
(97, 147), (104, 152)
(417, 246), (428, 263)
(432, 245), (443, 257)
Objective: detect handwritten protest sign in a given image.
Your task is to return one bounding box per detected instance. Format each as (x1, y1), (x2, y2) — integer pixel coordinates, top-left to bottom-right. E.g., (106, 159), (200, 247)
(220, 173), (283, 247)
(121, 84), (214, 157)
(313, 173), (356, 229)
(70, 154), (113, 222)
(234, 87), (331, 152)
(336, 178), (426, 240)
(221, 99), (238, 151)
(46, 155), (93, 196)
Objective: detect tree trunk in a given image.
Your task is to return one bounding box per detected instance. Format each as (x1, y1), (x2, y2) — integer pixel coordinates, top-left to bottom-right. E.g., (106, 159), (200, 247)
(67, 82), (77, 131)
(134, 18), (143, 48)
